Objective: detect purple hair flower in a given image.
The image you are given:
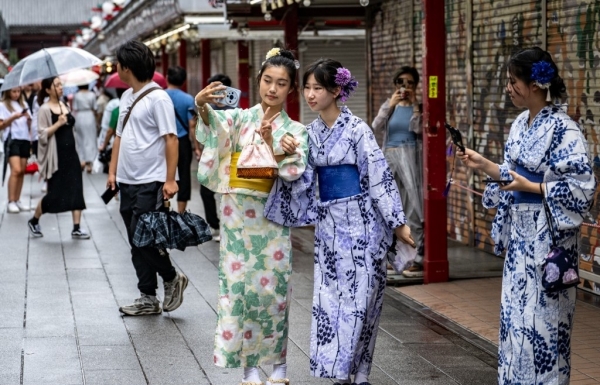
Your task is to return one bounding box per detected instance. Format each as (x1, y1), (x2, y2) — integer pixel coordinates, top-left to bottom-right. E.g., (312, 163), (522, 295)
(335, 67), (358, 102)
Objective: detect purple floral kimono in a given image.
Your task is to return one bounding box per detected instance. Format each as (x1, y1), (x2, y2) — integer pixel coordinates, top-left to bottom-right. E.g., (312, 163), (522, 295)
(265, 106), (406, 379)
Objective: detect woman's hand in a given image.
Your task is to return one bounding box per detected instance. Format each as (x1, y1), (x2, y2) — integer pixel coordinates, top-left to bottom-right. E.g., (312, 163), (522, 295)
(457, 147), (487, 170)
(499, 170), (539, 193)
(257, 107), (280, 148)
(281, 134), (300, 155)
(57, 113), (68, 126)
(389, 90), (402, 108)
(194, 82), (227, 107)
(395, 224), (416, 248)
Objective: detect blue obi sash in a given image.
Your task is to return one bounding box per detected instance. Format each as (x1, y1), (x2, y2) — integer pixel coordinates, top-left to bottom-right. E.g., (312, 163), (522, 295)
(316, 164), (361, 202)
(513, 164), (544, 204)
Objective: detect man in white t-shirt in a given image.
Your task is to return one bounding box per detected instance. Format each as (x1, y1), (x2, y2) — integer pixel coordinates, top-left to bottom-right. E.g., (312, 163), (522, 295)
(106, 40), (187, 316)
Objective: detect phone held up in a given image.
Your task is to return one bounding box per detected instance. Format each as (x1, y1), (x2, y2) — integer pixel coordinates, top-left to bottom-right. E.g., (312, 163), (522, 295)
(215, 87), (242, 108)
(444, 123), (465, 153)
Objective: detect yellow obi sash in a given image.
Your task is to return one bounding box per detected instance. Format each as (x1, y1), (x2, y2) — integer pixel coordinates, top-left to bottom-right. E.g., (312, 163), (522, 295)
(229, 152), (275, 193)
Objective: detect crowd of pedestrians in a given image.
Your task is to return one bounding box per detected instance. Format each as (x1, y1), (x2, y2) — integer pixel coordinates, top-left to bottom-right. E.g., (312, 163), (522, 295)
(0, 41), (595, 385)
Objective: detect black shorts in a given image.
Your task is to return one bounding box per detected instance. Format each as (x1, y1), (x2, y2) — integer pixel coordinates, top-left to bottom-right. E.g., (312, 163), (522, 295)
(7, 139), (31, 158)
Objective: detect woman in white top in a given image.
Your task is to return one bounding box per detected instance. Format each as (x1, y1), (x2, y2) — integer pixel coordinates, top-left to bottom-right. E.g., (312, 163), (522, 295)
(0, 88), (31, 213)
(72, 84), (98, 173)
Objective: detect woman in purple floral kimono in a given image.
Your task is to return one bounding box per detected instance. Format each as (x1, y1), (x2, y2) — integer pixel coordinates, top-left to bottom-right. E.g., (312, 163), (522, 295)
(266, 59), (415, 385)
(459, 47), (596, 384)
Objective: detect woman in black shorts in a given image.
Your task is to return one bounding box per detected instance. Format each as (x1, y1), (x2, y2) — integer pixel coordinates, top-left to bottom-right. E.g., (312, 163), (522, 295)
(0, 88), (31, 214)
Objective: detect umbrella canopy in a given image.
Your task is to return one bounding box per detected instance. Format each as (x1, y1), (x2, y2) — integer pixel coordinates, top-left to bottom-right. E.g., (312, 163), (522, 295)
(60, 69), (99, 87)
(0, 47), (102, 91)
(104, 72), (167, 89)
(133, 207), (212, 251)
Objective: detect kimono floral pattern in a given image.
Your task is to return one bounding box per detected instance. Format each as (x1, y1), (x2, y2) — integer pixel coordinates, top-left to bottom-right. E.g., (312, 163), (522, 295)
(266, 107), (406, 379)
(196, 104), (308, 368)
(483, 106), (596, 385)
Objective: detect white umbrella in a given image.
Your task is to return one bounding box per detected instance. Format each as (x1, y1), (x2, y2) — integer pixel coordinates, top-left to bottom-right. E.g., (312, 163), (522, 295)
(60, 69), (99, 87)
(0, 47), (102, 91)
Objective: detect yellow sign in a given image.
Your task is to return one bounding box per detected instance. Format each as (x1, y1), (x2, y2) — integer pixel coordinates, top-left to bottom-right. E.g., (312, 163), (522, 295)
(428, 76), (438, 98)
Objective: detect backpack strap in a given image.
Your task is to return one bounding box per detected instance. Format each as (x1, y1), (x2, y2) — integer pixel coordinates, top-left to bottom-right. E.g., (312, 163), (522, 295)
(122, 86), (162, 129)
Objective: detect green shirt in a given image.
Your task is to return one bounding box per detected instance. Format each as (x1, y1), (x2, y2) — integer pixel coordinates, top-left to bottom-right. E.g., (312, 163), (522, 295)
(108, 107), (119, 131)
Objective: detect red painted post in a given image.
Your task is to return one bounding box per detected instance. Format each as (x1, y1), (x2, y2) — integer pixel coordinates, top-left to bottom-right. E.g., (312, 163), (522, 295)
(422, 0), (449, 284)
(283, 3), (300, 122)
(238, 41), (250, 109)
(178, 39), (187, 92)
(201, 39), (211, 88)
(161, 44), (168, 77)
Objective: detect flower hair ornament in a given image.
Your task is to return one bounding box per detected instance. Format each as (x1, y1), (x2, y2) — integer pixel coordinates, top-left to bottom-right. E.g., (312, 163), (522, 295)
(335, 67), (358, 103)
(531, 60), (556, 102)
(263, 47), (300, 69)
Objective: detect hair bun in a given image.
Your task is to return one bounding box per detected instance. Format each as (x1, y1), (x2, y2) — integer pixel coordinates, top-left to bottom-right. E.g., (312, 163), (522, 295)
(278, 49), (296, 62)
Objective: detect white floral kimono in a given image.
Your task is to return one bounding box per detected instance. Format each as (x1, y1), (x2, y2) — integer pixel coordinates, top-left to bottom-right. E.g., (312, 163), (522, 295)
(196, 104), (308, 368)
(483, 106), (596, 385)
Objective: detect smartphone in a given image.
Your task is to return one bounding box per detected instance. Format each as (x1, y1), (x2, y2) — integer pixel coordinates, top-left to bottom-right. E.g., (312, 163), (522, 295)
(215, 87), (242, 108)
(22, 108), (28, 114)
(101, 184), (120, 204)
(444, 123), (465, 153)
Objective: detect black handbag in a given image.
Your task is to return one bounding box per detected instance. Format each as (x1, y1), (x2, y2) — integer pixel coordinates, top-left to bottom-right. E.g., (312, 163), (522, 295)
(541, 186), (580, 292)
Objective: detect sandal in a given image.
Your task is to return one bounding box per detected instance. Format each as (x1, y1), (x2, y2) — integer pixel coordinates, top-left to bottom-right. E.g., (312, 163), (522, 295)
(267, 379), (290, 384)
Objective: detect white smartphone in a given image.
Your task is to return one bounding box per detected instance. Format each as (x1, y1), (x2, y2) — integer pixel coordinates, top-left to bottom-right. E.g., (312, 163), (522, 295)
(215, 87), (242, 108)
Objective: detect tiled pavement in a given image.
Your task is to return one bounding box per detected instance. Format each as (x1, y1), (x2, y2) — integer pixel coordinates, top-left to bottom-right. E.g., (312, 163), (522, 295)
(0, 172), (502, 385)
(394, 278), (600, 385)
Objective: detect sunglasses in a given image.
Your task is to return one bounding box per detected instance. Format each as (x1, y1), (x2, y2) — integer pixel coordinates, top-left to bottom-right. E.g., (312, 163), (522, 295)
(394, 78), (415, 86)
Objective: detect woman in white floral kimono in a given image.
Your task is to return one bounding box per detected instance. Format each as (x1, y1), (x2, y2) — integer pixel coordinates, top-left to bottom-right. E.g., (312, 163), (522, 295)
(194, 48), (308, 385)
(459, 47), (596, 384)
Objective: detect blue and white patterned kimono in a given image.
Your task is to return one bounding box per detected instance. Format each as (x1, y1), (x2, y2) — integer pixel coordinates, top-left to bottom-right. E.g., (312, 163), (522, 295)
(265, 107), (406, 379)
(484, 106), (596, 385)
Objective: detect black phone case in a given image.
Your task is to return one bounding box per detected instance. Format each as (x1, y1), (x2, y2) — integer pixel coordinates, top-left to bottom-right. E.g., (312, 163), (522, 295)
(101, 185), (120, 204)
(444, 123), (465, 152)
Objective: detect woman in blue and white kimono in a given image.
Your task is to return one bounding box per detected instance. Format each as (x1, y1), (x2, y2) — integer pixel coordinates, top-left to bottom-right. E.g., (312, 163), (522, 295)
(458, 47), (596, 384)
(266, 59), (415, 385)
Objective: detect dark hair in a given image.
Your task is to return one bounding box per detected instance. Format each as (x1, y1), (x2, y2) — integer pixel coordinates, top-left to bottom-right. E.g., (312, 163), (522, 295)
(256, 48), (298, 91)
(167, 66), (187, 87)
(116, 88), (126, 99)
(392, 66), (419, 86)
(302, 58), (343, 98)
(78, 84), (88, 91)
(38, 76), (58, 106)
(507, 47), (566, 100)
(207, 73), (232, 87)
(115, 40), (155, 82)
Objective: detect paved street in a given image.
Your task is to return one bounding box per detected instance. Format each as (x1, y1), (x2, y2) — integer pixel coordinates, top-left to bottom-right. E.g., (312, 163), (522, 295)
(0, 172), (498, 385)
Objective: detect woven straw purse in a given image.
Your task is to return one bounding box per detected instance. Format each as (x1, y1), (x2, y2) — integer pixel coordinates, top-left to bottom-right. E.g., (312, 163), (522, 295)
(236, 131), (279, 179)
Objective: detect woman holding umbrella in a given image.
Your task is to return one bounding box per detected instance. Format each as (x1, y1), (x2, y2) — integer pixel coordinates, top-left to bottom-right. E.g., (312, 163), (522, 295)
(27, 76), (89, 239)
(0, 87), (31, 213)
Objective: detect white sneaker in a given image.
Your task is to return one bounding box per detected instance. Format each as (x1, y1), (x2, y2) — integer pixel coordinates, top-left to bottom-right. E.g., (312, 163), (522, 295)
(16, 201), (30, 211)
(7, 202), (20, 213)
(212, 228), (220, 242)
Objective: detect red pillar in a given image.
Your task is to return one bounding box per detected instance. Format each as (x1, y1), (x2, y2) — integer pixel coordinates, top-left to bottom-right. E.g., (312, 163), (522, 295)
(161, 44), (168, 77)
(201, 39), (211, 88)
(238, 41), (250, 109)
(422, 0), (449, 284)
(178, 39), (187, 92)
(284, 4), (300, 122)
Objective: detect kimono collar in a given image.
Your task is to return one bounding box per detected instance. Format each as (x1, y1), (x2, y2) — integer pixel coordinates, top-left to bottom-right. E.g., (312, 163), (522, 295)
(523, 105), (553, 129)
(315, 105), (353, 130)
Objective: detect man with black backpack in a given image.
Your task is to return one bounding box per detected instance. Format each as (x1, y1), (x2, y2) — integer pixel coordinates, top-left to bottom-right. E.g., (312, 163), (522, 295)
(165, 66), (199, 213)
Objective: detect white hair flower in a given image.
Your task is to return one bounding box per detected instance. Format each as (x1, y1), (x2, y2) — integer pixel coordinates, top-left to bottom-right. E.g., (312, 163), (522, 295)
(265, 48), (281, 60)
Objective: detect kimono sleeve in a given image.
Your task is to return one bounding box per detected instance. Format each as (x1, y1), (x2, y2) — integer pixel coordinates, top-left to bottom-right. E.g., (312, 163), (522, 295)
(544, 120), (597, 230)
(356, 120), (406, 229)
(482, 127), (518, 209)
(195, 105), (241, 191)
(264, 159), (317, 227)
(274, 121), (309, 182)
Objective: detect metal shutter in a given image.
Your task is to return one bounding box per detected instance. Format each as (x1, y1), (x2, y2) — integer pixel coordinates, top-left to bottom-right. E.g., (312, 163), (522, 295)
(445, 0), (474, 246)
(224, 41), (239, 89)
(547, 0), (600, 292)
(471, 0), (543, 253)
(299, 39), (367, 126)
